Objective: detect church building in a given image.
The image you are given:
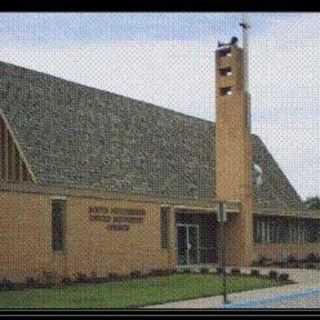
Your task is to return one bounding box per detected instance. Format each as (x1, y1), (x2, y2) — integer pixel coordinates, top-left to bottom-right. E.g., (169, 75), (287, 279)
(0, 39), (319, 283)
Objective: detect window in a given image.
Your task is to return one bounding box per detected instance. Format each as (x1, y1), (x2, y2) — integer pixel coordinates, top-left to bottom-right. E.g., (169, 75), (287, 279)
(254, 217), (263, 243)
(52, 199), (66, 251)
(279, 223), (289, 243)
(305, 222), (320, 243)
(220, 86), (233, 96)
(254, 216), (320, 244)
(160, 207), (170, 249)
(218, 47), (232, 58)
(270, 220), (277, 243)
(289, 222), (298, 242)
(219, 67), (233, 77)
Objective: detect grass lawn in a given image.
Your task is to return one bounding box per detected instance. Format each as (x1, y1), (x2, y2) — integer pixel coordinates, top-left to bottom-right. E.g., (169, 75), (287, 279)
(0, 273), (282, 308)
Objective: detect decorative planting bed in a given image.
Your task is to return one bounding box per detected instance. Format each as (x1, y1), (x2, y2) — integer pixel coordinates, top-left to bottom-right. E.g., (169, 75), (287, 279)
(0, 268), (294, 308)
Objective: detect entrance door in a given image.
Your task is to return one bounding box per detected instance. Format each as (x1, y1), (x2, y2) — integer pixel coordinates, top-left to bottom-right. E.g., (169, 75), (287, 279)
(176, 224), (199, 265)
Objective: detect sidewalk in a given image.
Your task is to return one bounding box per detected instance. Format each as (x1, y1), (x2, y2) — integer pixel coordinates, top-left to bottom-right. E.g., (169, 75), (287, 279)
(144, 267), (320, 308)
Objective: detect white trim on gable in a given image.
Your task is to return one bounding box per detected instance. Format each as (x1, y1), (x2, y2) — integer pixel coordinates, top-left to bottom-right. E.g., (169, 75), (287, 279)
(0, 108), (37, 183)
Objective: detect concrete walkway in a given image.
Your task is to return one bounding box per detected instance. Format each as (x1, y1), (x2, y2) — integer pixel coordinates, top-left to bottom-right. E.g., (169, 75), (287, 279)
(144, 267), (320, 308)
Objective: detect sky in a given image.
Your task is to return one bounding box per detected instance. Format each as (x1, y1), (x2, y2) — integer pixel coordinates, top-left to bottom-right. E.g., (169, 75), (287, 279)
(0, 13), (318, 200)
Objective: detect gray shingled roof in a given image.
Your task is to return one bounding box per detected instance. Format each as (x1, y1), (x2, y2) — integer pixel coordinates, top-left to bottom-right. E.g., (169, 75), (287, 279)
(0, 60), (303, 209)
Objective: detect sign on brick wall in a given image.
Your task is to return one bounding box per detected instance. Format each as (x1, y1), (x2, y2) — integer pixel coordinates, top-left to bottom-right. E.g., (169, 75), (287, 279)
(88, 206), (146, 231)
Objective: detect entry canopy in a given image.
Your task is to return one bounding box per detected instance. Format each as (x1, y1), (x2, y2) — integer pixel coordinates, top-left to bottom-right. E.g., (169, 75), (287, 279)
(173, 200), (241, 215)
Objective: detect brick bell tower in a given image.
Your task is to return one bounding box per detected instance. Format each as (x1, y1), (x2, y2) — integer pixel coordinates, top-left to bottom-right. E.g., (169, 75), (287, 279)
(215, 30), (253, 266)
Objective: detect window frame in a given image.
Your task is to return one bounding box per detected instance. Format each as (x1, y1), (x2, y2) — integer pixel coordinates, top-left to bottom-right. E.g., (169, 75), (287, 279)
(160, 206), (170, 249)
(51, 197), (66, 253)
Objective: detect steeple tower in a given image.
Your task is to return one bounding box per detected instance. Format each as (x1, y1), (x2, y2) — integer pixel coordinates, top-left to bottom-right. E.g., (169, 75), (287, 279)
(215, 15), (253, 266)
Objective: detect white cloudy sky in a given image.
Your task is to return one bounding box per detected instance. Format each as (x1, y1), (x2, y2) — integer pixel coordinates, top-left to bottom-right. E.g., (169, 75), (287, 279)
(0, 13), (319, 200)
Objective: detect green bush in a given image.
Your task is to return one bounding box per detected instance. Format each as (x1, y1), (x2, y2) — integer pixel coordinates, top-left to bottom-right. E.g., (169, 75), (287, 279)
(251, 260), (259, 267)
(216, 267), (223, 275)
(200, 267), (209, 274)
(250, 269), (260, 277)
(42, 272), (57, 287)
(306, 253), (320, 263)
(287, 254), (297, 263)
(108, 273), (120, 281)
(74, 272), (88, 282)
(278, 273), (289, 282)
(62, 277), (72, 285)
(258, 256), (268, 265)
(130, 271), (142, 279)
(291, 262), (300, 268)
(268, 270), (278, 280)
(83, 272), (101, 283)
(0, 278), (15, 290)
(149, 269), (170, 276)
(231, 268), (241, 275)
(25, 277), (40, 288)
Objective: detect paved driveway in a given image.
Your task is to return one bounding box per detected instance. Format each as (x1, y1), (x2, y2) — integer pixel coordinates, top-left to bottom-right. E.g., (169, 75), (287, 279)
(145, 267), (320, 309)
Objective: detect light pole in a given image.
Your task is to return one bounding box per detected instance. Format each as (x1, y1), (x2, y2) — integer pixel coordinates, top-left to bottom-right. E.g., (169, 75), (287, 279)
(217, 201), (230, 305)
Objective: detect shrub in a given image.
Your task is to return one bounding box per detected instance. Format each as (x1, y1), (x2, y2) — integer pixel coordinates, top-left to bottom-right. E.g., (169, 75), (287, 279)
(200, 267), (209, 274)
(108, 273), (120, 281)
(231, 268), (241, 275)
(164, 269), (175, 276)
(62, 277), (72, 285)
(258, 256), (267, 264)
(25, 277), (38, 288)
(182, 268), (191, 274)
(269, 270), (278, 280)
(0, 278), (15, 290)
(130, 271), (142, 279)
(88, 272), (99, 283)
(97, 276), (109, 282)
(250, 269), (260, 277)
(216, 267), (223, 275)
(256, 255), (272, 266)
(305, 263), (316, 269)
(149, 269), (160, 276)
(74, 272), (88, 282)
(251, 260), (259, 267)
(42, 272), (57, 286)
(149, 269), (166, 276)
(287, 254), (297, 263)
(278, 273), (289, 282)
(306, 253), (320, 263)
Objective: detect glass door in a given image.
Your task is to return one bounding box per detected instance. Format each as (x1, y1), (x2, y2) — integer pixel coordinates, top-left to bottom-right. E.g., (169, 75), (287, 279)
(188, 225), (200, 265)
(176, 224), (200, 265)
(177, 224), (188, 265)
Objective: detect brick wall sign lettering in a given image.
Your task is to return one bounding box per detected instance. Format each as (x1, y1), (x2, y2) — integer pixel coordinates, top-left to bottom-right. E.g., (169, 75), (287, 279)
(112, 216), (144, 224)
(107, 224), (130, 231)
(88, 206), (110, 222)
(111, 208), (146, 216)
(89, 207), (109, 214)
(88, 206), (146, 231)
